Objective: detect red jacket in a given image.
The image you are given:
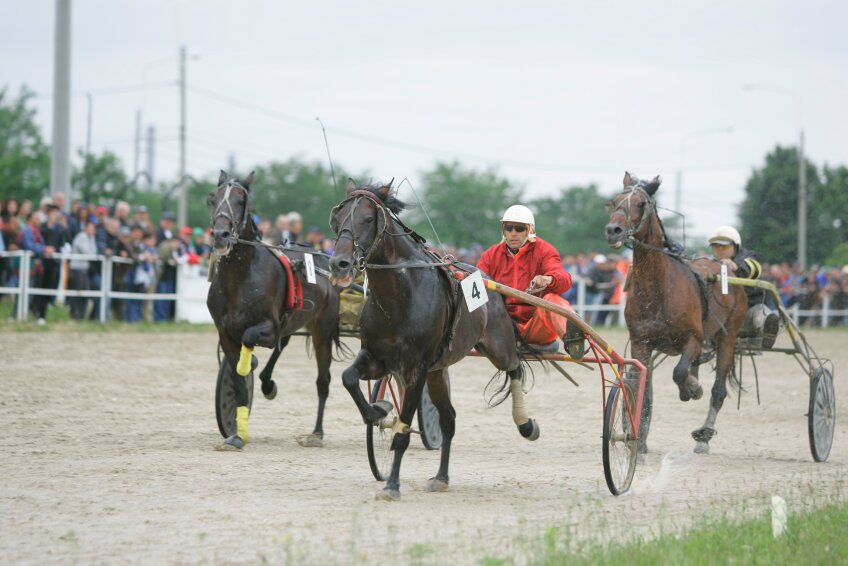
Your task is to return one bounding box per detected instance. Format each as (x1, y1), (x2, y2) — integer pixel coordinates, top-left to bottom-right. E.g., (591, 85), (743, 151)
(477, 237), (571, 323)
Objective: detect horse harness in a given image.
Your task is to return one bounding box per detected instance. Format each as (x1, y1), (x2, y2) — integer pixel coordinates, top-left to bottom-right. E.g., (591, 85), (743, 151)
(615, 183), (729, 335)
(331, 189), (469, 354)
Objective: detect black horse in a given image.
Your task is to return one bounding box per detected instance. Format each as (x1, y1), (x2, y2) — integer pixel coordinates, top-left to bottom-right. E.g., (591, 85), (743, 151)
(207, 170), (342, 450)
(329, 179), (539, 500)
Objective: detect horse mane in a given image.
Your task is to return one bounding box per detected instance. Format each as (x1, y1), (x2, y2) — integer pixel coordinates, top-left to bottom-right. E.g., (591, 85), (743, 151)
(356, 182), (407, 215)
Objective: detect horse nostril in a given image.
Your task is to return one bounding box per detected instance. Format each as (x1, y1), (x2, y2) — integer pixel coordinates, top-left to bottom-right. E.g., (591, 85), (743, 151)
(337, 260), (350, 270)
(605, 224), (622, 237)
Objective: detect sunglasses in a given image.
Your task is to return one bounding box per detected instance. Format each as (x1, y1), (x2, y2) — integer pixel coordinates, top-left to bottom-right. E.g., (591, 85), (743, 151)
(503, 224), (527, 233)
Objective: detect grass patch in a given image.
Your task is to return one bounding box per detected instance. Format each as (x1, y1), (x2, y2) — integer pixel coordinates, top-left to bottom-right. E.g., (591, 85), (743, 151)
(484, 500), (848, 566)
(0, 297), (215, 333)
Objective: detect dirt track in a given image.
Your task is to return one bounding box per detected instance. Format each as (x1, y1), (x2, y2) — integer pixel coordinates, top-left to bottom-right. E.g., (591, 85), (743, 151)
(1, 328), (845, 565)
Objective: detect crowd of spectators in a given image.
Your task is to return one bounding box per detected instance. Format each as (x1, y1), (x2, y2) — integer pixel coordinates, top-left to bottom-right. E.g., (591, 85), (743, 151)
(0, 195), (212, 324)
(1, 195), (847, 327)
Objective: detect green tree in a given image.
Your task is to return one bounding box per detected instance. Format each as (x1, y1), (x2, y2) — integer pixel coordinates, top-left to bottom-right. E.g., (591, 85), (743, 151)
(248, 158), (354, 231)
(818, 165), (848, 265)
(71, 149), (129, 205)
(529, 184), (611, 254)
(738, 146), (821, 264)
(0, 86), (50, 202)
(409, 161), (523, 248)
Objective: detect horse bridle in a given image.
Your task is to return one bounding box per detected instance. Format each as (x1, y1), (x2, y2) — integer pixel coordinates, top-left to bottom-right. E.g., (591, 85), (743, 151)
(608, 184), (656, 244)
(212, 180), (251, 250)
(330, 190), (391, 270)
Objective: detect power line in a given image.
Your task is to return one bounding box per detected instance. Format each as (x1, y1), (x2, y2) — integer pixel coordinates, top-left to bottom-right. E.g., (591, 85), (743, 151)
(35, 80), (177, 100)
(189, 84), (754, 175)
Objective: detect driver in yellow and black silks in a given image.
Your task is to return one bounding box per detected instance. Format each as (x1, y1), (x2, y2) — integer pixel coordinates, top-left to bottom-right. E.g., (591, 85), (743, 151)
(708, 225), (780, 348)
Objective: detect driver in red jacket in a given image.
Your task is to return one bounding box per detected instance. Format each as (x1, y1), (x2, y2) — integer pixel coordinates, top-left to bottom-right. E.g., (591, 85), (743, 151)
(477, 205), (586, 359)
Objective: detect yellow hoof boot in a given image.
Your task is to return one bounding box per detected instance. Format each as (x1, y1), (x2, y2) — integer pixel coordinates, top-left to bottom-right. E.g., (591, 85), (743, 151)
(236, 406), (250, 444)
(236, 346), (254, 376)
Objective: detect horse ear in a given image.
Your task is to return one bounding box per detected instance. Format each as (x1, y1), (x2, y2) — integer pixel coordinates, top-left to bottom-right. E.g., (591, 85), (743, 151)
(346, 178), (358, 194)
(376, 178), (393, 200)
(243, 171), (255, 189)
(623, 171), (632, 187)
(644, 175), (662, 196)
(218, 170), (228, 185)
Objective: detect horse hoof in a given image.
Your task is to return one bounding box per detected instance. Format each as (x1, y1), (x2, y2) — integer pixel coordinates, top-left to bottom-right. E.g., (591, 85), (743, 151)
(518, 419), (540, 441)
(690, 384), (704, 400)
(686, 375), (703, 400)
(263, 381), (277, 401)
(215, 435), (245, 451)
(375, 487), (401, 501)
(369, 400), (393, 424)
(426, 478), (450, 492)
(678, 390), (691, 402)
(694, 441), (710, 455)
(296, 433), (324, 448)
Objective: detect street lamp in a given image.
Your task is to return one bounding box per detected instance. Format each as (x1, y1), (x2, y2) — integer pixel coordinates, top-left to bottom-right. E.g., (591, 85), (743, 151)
(743, 83), (806, 270)
(675, 126), (734, 242)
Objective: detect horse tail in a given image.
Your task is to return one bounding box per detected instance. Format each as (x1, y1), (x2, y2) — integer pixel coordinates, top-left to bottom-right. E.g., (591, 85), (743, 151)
(483, 297), (538, 408)
(331, 322), (354, 361)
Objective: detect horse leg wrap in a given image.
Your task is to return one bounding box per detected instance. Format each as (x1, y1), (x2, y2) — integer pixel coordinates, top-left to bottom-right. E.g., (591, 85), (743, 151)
(237, 345), (254, 376)
(390, 419), (410, 450)
(510, 379), (540, 440)
(510, 379), (529, 426)
(236, 406), (250, 443)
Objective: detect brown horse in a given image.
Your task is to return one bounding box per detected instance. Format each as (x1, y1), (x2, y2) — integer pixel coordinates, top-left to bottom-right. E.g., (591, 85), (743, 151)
(605, 172), (747, 457)
(329, 179), (539, 500)
(207, 171), (342, 450)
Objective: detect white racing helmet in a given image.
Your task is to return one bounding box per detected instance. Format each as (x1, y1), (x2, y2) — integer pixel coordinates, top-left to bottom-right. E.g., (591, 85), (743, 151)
(501, 205), (535, 228)
(708, 225), (741, 247)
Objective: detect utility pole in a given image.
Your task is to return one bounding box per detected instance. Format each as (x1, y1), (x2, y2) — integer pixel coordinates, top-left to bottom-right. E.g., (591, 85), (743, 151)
(133, 109), (142, 178)
(85, 93), (92, 157)
(178, 45), (187, 227)
(146, 124), (156, 189)
(50, 0), (72, 212)
(798, 130), (807, 270)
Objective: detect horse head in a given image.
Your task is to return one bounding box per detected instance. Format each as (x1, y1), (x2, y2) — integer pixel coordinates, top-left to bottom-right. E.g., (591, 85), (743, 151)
(207, 170), (255, 256)
(328, 178), (396, 287)
(605, 171), (661, 249)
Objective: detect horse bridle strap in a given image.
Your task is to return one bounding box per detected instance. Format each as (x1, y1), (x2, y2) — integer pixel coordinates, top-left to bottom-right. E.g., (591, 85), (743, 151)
(214, 181), (251, 243)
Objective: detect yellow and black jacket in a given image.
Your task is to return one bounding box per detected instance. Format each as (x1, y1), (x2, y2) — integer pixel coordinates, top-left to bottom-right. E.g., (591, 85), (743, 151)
(733, 247), (765, 305)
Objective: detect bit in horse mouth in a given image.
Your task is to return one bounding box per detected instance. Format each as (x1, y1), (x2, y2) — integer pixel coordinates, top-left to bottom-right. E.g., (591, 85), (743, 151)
(331, 272), (354, 288)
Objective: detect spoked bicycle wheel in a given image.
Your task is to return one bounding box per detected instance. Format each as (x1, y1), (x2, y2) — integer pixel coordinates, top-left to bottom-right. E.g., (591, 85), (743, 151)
(808, 368), (835, 462)
(603, 381), (638, 495)
(215, 358), (254, 438)
(366, 375), (400, 481)
(418, 379), (447, 450)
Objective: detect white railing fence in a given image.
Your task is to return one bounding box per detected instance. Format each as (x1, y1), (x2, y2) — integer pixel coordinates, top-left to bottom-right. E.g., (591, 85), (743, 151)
(1, 250), (846, 327)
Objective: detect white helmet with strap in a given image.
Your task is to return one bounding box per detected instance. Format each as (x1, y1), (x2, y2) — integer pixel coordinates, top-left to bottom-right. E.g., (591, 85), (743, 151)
(501, 205), (536, 245)
(708, 225), (741, 247)
(501, 205), (535, 228)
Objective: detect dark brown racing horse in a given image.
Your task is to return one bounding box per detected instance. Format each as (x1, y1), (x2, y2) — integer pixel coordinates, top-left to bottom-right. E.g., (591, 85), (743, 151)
(605, 172), (747, 457)
(329, 179), (539, 500)
(207, 171), (342, 450)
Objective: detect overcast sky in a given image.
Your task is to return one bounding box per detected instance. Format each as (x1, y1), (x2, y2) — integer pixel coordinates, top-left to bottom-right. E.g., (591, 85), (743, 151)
(2, 1), (847, 239)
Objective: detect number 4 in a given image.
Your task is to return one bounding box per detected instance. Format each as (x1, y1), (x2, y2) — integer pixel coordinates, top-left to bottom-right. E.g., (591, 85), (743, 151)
(471, 282), (480, 299)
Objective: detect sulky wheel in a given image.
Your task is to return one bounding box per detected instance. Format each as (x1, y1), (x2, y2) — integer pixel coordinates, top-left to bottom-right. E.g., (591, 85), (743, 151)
(366, 375), (399, 481)
(603, 381), (638, 496)
(215, 358), (254, 438)
(808, 368), (835, 462)
(418, 379), (448, 450)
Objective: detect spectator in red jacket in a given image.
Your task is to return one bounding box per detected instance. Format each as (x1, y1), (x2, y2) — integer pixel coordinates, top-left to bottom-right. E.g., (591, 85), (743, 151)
(477, 205), (586, 358)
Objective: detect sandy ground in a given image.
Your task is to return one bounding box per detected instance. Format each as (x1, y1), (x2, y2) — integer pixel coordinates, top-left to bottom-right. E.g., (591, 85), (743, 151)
(0, 328), (846, 565)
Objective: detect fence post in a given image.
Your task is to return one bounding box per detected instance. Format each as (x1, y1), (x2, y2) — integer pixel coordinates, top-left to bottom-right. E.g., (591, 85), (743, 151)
(57, 253), (68, 307)
(821, 294), (830, 328)
(18, 251), (31, 321)
(99, 255), (110, 323)
(618, 293), (626, 327)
